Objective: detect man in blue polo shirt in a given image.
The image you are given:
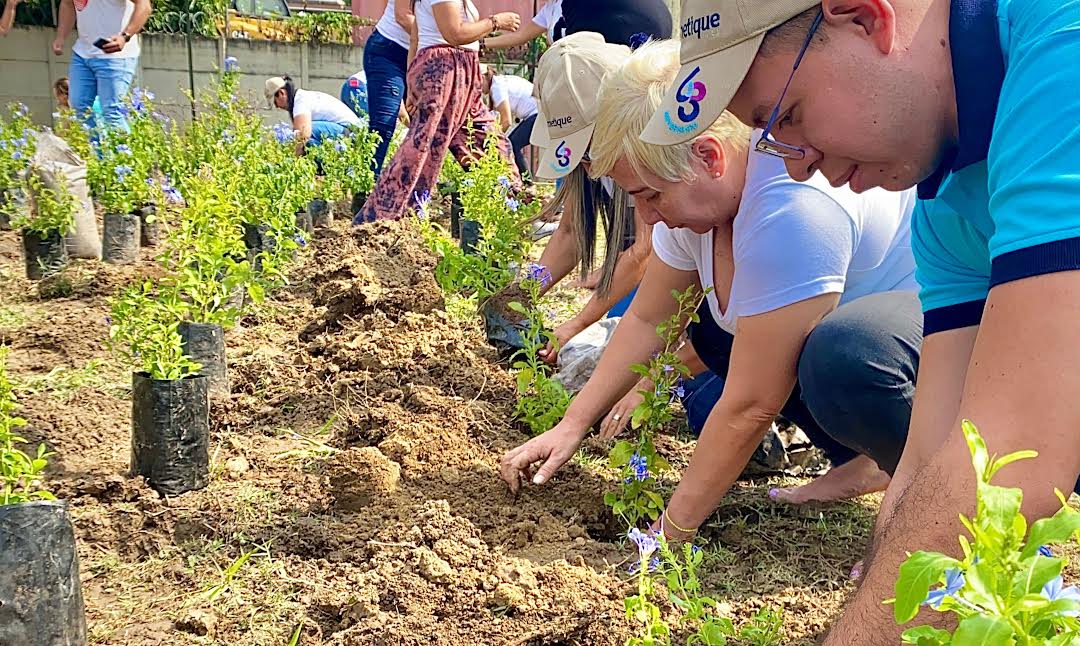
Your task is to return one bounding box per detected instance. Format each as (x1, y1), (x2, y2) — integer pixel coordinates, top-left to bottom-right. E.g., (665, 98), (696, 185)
(641, 0), (1080, 641)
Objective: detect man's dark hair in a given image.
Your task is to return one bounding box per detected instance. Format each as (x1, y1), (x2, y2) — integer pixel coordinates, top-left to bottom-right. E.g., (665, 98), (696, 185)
(281, 75), (298, 114)
(760, 7), (828, 57)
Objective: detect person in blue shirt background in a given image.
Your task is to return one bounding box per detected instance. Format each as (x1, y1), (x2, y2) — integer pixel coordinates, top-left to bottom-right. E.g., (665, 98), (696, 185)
(640, 0), (1080, 642)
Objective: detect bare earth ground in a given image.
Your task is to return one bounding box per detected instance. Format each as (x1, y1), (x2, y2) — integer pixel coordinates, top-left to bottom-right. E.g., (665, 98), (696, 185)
(1, 213), (900, 646)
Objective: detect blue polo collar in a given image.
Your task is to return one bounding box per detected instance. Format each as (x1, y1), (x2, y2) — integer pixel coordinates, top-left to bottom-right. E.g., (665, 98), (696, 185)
(917, 0), (1006, 200)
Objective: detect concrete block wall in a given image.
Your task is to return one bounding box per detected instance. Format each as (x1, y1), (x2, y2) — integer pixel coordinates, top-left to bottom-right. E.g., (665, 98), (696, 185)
(0, 26), (363, 127)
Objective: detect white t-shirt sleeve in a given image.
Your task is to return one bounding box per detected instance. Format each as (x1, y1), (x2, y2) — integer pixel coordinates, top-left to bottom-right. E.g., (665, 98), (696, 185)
(291, 92), (312, 118)
(532, 1), (558, 28)
(651, 225), (698, 272)
(490, 78), (509, 107)
(732, 184), (858, 317)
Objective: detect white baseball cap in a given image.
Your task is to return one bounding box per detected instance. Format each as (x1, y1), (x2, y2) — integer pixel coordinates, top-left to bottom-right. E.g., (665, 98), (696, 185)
(529, 32), (631, 180)
(640, 0), (819, 145)
(264, 76), (288, 107)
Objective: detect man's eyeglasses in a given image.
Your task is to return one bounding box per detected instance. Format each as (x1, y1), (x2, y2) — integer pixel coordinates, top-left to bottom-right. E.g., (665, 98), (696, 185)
(755, 10), (824, 160)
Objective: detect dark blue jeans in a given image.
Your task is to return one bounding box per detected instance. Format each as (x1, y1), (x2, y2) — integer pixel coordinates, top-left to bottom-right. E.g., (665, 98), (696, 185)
(362, 29), (408, 178)
(686, 291), (923, 475)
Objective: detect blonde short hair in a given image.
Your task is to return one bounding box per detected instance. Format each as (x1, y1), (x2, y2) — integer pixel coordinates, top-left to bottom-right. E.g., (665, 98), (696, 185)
(589, 40), (751, 185)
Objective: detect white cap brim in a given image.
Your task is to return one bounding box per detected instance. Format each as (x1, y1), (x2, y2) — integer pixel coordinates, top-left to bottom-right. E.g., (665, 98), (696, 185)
(640, 34), (764, 145)
(531, 104), (552, 148)
(535, 122), (594, 180)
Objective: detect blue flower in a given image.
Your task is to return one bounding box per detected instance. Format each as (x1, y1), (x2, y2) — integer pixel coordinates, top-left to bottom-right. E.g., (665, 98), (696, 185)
(12, 151), (22, 161)
(334, 139), (347, 153)
(114, 165), (133, 180)
(525, 262), (552, 287)
(224, 56), (239, 72)
(924, 568), (965, 608)
(628, 555), (661, 575)
(145, 177), (156, 187)
(497, 175), (511, 189)
(505, 197), (519, 212)
(14, 103), (28, 117)
(117, 144), (132, 155)
(272, 122), (295, 144)
(1039, 545), (1054, 558)
(164, 187), (183, 204)
(627, 527), (659, 556)
(293, 233), (307, 247)
(629, 453), (649, 482)
(671, 381), (686, 399)
(413, 190), (431, 218)
(1043, 576), (1080, 616)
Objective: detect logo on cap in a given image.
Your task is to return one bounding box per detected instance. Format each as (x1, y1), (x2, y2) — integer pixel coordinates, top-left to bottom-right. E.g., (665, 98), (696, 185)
(555, 141), (572, 167)
(664, 67), (706, 134)
(548, 141), (573, 175)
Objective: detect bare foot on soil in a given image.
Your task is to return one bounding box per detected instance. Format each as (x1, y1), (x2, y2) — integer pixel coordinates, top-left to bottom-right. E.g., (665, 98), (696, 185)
(768, 455), (890, 505)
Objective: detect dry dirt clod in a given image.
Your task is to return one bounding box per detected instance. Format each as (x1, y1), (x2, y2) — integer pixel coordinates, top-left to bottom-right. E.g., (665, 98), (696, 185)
(175, 608), (217, 636)
(493, 582), (527, 609)
(327, 446), (401, 511)
(224, 455), (250, 477)
(414, 546), (454, 583)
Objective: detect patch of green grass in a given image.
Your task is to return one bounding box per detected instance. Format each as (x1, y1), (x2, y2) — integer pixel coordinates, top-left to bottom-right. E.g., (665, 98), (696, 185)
(445, 293), (477, 322)
(14, 359), (120, 401)
(0, 305), (31, 330)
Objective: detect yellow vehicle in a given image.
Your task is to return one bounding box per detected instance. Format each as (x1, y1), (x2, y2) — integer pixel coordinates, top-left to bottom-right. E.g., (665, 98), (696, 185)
(216, 0), (295, 41)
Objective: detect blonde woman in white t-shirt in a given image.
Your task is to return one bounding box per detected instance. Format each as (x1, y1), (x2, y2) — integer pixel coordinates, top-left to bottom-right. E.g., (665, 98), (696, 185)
(355, 0), (522, 222)
(501, 40), (924, 542)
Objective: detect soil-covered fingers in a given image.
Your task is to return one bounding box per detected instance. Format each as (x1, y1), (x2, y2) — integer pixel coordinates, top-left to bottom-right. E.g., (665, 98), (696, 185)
(538, 342), (558, 365)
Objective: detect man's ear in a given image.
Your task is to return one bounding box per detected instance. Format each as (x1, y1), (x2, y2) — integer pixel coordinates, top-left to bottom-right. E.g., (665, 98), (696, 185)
(822, 0), (897, 55)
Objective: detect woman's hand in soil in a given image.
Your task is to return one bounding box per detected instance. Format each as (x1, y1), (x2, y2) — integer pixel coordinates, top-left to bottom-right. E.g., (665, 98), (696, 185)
(500, 421), (587, 493)
(650, 509), (697, 543)
(599, 386), (645, 439)
(539, 319), (584, 366)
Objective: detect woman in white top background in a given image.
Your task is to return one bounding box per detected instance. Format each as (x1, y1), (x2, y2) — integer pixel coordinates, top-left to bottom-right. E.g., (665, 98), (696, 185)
(355, 0), (521, 223)
(265, 75), (364, 157)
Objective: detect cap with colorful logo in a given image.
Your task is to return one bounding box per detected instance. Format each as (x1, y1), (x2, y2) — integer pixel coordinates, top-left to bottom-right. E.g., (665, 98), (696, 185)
(529, 32), (631, 179)
(640, 0), (818, 145)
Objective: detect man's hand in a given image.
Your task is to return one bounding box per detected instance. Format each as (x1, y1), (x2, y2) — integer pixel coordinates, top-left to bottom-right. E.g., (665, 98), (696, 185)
(499, 420), (587, 493)
(100, 33), (128, 54)
(538, 318), (584, 366)
(51, 37), (65, 55)
(599, 386), (645, 439)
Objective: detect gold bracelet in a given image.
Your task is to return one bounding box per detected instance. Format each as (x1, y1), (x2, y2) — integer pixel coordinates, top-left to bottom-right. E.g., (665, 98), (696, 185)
(664, 508), (697, 534)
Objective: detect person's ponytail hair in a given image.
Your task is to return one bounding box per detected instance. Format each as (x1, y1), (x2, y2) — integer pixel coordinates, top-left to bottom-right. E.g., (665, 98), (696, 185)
(281, 75), (298, 114)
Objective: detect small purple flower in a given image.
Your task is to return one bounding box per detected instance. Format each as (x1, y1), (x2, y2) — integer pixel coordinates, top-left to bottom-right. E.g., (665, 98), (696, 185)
(413, 190), (431, 218)
(164, 187), (183, 204)
(12, 151), (22, 161)
(497, 175), (511, 189)
(224, 56), (239, 72)
(293, 233), (307, 247)
(628, 555), (661, 574)
(671, 381), (686, 399)
(1038, 545), (1054, 558)
(505, 197), (519, 212)
(116, 144), (132, 155)
(525, 262), (552, 287)
(114, 165), (133, 180)
(627, 527), (659, 556)
(272, 122), (296, 144)
(924, 568), (965, 608)
(145, 177), (156, 187)
(628, 453), (649, 482)
(334, 139), (347, 153)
